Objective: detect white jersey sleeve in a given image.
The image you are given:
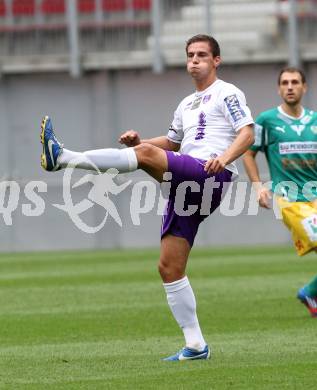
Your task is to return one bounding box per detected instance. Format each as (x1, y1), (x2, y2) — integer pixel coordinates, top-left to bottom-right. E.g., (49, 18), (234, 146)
(167, 102), (184, 144)
(219, 87), (253, 132)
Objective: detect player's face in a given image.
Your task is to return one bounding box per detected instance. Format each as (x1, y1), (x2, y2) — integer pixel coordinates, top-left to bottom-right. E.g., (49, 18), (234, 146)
(186, 41), (221, 82)
(278, 71), (307, 106)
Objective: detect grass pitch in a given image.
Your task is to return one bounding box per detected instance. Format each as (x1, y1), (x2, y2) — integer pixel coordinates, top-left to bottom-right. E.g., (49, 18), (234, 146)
(0, 246), (316, 389)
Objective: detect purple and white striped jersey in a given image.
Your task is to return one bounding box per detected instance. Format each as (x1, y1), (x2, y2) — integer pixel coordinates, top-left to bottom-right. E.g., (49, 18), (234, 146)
(167, 79), (254, 175)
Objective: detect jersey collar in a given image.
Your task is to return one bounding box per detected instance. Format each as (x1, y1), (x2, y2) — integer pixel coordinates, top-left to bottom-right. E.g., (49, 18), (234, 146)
(277, 105), (305, 120)
(195, 79), (221, 97)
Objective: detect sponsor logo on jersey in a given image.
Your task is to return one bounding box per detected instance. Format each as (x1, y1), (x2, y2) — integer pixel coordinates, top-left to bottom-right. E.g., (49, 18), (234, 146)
(275, 126), (285, 133)
(282, 157), (317, 169)
(302, 214), (317, 242)
(279, 141), (317, 154)
(191, 96), (202, 110)
(310, 126), (317, 134)
(300, 115), (312, 125)
(203, 94), (211, 104)
(290, 125), (305, 136)
(224, 94), (246, 123)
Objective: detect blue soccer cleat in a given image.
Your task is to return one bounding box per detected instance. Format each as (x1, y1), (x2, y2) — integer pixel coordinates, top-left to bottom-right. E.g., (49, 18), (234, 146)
(297, 286), (317, 317)
(40, 116), (63, 171)
(163, 345), (211, 361)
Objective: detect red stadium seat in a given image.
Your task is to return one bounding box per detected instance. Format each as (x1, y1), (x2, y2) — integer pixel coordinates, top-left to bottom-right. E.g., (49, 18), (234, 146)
(41, 0), (65, 14)
(0, 0), (5, 16)
(13, 0), (35, 15)
(42, 0), (96, 15)
(103, 0), (126, 12)
(78, 0), (95, 13)
(132, 0), (151, 10)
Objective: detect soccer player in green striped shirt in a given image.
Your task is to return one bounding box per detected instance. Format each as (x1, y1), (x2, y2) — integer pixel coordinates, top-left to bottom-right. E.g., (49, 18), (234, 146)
(243, 67), (317, 317)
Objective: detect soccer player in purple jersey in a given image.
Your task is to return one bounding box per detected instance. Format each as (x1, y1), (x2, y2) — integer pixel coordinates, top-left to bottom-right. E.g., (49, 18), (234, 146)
(41, 34), (254, 361)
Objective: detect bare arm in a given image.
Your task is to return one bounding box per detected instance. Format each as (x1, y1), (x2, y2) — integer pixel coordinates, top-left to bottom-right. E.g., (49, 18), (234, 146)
(204, 124), (254, 174)
(140, 135), (180, 151)
(243, 149), (261, 185)
(243, 149), (271, 209)
(119, 130), (180, 151)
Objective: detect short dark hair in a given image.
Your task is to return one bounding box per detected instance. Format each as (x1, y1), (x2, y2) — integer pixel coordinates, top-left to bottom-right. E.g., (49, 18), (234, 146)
(185, 34), (220, 58)
(278, 67), (306, 84)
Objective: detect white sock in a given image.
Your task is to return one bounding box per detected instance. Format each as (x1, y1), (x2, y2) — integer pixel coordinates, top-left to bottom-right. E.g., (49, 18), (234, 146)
(163, 276), (207, 351)
(57, 147), (138, 173)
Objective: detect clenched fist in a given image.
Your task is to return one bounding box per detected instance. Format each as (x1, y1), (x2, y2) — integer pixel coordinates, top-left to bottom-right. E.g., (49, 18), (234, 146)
(119, 130), (141, 147)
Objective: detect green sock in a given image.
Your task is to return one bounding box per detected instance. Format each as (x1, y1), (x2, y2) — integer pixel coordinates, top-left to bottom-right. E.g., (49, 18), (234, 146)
(306, 275), (317, 296)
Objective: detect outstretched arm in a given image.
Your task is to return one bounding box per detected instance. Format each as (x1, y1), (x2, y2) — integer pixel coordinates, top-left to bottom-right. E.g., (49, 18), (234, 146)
(119, 130), (180, 151)
(204, 124), (254, 174)
(243, 149), (271, 209)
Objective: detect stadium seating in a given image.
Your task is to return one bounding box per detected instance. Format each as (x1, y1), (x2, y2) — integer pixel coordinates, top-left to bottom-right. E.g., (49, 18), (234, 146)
(132, 0), (151, 10)
(103, 0), (127, 12)
(41, 0), (65, 14)
(278, 0), (317, 18)
(78, 0), (95, 13)
(13, 0), (35, 15)
(0, 0), (5, 16)
(0, 0), (153, 17)
(149, 0), (279, 60)
(42, 0), (97, 15)
(1, 0), (317, 74)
